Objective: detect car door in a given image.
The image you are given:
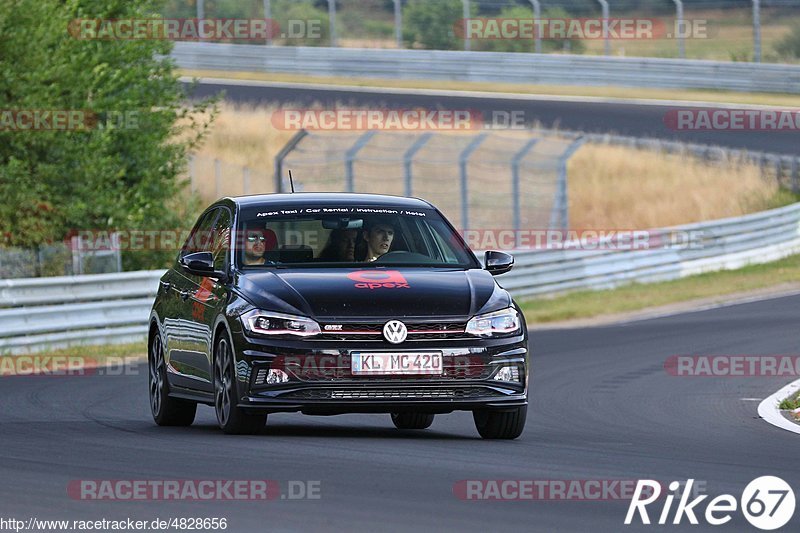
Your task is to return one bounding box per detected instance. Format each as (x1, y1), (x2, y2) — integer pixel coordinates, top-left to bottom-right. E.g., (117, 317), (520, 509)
(166, 208), (220, 392)
(188, 206), (233, 389)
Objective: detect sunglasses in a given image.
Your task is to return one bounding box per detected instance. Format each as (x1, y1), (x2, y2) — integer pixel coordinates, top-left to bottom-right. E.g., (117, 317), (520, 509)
(246, 234), (267, 243)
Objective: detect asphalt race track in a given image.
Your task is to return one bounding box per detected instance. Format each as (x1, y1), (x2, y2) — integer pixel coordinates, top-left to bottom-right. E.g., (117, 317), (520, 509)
(2, 294), (798, 531)
(188, 81), (800, 156)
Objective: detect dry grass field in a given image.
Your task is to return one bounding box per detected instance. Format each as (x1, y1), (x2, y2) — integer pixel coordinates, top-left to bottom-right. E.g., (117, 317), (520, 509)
(185, 104), (787, 230)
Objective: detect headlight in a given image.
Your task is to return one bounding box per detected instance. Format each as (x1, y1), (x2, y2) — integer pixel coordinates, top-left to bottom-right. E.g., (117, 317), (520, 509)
(465, 308), (521, 337)
(241, 309), (321, 338)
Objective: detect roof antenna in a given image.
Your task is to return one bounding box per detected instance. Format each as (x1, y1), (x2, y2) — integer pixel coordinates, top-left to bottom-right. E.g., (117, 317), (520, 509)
(288, 169), (295, 193)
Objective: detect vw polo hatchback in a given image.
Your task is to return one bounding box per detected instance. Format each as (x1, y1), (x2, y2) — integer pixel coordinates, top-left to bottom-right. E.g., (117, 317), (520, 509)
(148, 193), (529, 438)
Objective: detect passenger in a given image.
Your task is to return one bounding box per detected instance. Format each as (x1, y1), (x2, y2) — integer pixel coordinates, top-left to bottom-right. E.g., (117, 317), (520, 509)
(318, 228), (358, 262)
(361, 219), (395, 262)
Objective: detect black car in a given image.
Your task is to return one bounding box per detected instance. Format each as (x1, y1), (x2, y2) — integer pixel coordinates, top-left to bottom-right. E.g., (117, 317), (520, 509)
(148, 193), (529, 438)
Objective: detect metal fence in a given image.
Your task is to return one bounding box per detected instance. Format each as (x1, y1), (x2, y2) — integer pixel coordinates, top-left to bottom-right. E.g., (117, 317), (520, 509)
(171, 42), (800, 93)
(167, 0), (800, 63)
(4, 199), (800, 353)
(191, 129), (585, 232)
(0, 239), (122, 279)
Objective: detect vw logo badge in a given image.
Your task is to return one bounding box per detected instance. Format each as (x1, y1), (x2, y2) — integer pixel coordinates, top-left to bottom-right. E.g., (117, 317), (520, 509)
(383, 320), (408, 344)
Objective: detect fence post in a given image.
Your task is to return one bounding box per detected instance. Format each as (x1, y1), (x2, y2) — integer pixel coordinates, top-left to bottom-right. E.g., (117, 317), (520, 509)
(511, 139), (539, 247)
(753, 0), (761, 63)
(458, 133), (488, 230)
(189, 153), (196, 194)
(672, 0), (685, 59)
(263, 0), (271, 45)
(393, 0), (402, 48)
(197, 0), (204, 21)
(214, 159), (221, 198)
(403, 133), (433, 197)
(792, 157), (799, 193)
(551, 136), (585, 231)
(344, 130), (377, 193)
(462, 0), (471, 51)
(597, 0), (610, 56)
(527, 1), (541, 54)
(243, 167), (251, 195)
(274, 129), (309, 193)
(327, 0), (337, 47)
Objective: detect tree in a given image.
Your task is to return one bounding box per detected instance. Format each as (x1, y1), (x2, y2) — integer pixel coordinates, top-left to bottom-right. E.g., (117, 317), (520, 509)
(0, 0), (216, 269)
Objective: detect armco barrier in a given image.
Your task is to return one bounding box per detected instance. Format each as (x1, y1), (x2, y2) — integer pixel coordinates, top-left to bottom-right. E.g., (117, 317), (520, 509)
(171, 42), (800, 94)
(3, 202), (800, 354)
(498, 202), (800, 297)
(0, 270), (165, 354)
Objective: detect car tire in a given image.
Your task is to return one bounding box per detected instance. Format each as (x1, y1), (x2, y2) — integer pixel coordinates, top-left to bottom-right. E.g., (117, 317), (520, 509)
(149, 331), (197, 426)
(214, 333), (267, 435)
(391, 412), (435, 430)
(473, 405), (527, 439)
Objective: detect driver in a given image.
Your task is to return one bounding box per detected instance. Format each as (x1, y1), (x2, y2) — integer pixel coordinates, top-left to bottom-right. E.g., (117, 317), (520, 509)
(242, 228), (277, 265)
(362, 218), (395, 262)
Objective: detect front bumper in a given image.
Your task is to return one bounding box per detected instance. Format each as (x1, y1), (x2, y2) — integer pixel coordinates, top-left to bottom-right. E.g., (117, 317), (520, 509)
(231, 332), (529, 415)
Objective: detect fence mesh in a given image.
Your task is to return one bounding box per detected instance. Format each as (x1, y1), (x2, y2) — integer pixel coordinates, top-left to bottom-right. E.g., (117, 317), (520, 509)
(159, 0), (800, 63)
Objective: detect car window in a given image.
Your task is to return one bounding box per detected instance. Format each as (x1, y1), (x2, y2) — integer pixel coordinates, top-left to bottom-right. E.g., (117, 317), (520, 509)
(211, 208), (231, 271)
(180, 208), (220, 258)
(236, 206), (478, 268)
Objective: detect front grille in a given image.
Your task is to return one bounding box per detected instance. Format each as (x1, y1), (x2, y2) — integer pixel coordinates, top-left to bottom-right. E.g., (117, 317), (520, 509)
(280, 387), (503, 400)
(320, 321), (469, 341)
(282, 356), (492, 382)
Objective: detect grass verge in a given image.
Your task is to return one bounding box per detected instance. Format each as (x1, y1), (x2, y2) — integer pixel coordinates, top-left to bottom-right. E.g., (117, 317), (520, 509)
(0, 342), (146, 376)
(519, 252), (800, 324)
(180, 68), (800, 108)
(779, 391), (800, 410)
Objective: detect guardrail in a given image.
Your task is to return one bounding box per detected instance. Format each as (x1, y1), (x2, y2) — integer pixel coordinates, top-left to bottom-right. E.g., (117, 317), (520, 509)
(499, 201), (800, 297)
(0, 270), (165, 354)
(171, 42), (800, 94)
(3, 201), (800, 354)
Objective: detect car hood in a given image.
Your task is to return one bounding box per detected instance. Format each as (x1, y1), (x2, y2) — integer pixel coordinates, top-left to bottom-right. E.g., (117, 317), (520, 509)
(235, 268), (510, 320)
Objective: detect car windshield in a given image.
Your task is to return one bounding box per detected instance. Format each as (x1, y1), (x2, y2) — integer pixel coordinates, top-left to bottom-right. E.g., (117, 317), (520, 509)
(235, 205), (478, 268)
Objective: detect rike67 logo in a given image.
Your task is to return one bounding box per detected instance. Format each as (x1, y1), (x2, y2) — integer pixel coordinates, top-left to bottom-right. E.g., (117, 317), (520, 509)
(347, 270), (410, 290)
(625, 477), (795, 530)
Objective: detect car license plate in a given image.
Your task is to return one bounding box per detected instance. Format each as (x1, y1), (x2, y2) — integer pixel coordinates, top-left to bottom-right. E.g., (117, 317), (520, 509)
(351, 352), (443, 376)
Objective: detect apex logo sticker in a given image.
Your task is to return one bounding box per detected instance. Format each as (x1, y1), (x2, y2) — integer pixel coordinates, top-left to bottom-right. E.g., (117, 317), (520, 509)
(347, 270), (410, 290)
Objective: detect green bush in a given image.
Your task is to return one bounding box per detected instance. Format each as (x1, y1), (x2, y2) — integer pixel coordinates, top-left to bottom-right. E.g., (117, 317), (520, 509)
(0, 0), (217, 271)
(775, 24), (800, 60)
(403, 0), (468, 50)
(272, 0), (330, 46)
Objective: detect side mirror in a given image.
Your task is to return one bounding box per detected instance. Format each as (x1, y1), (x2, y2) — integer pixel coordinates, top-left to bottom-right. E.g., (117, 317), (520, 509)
(484, 250), (514, 276)
(180, 251), (227, 281)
